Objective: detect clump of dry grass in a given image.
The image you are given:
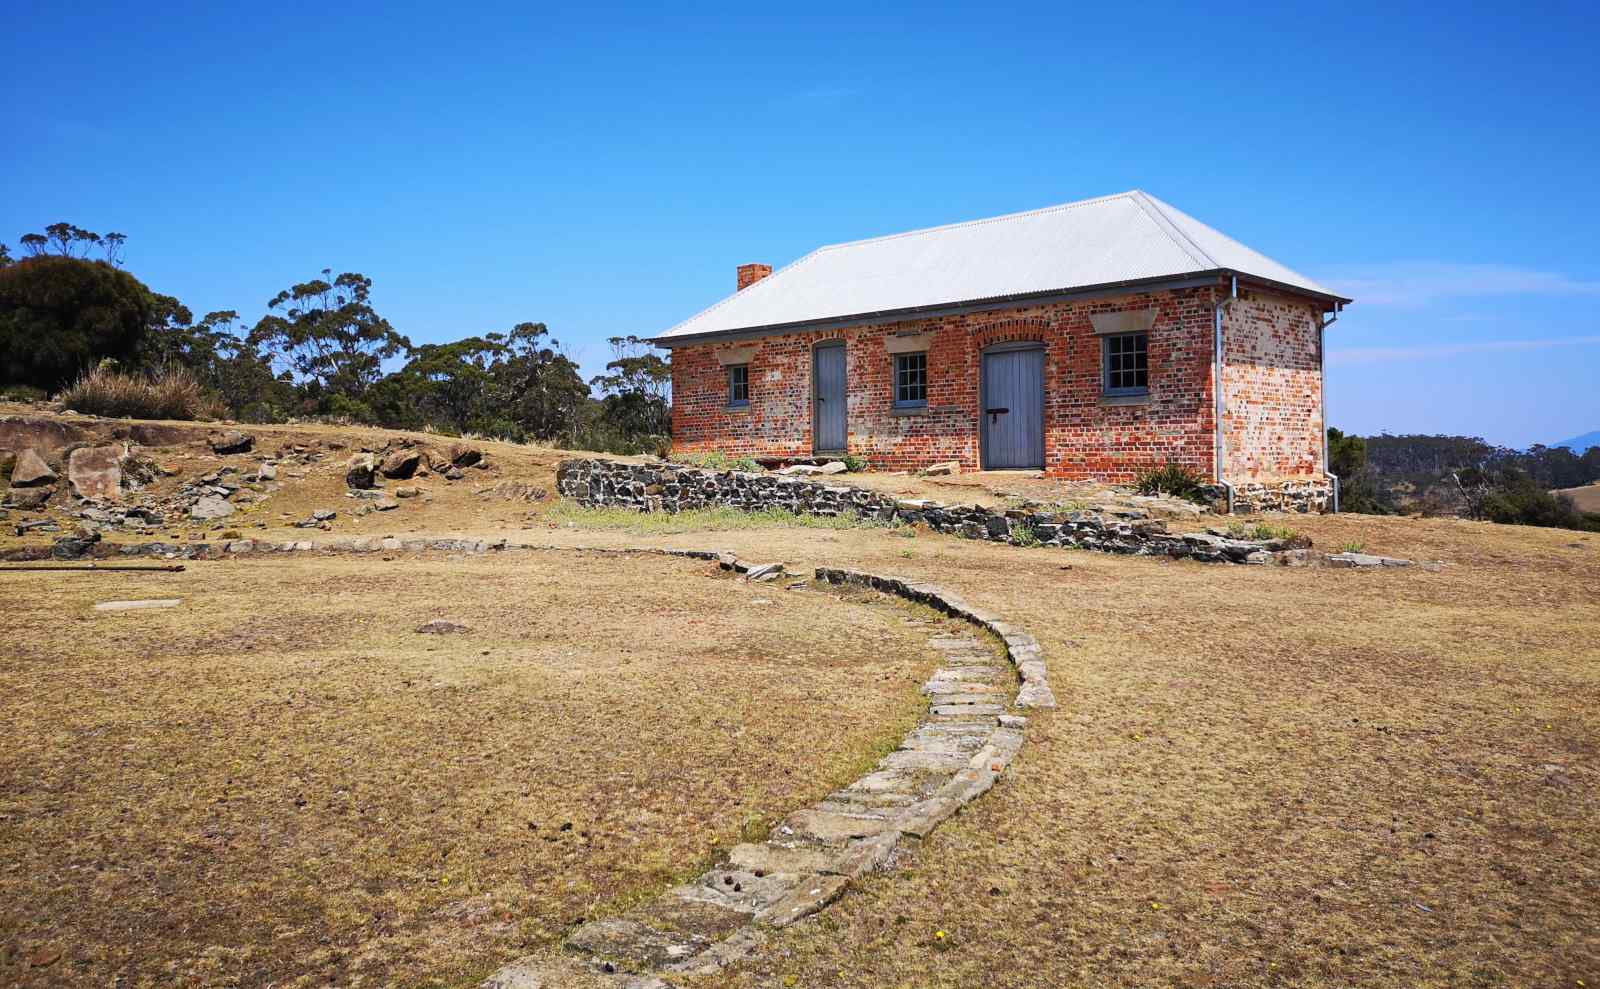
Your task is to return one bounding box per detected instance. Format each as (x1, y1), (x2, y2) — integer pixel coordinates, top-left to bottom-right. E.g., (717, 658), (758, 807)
(59, 363), (224, 420)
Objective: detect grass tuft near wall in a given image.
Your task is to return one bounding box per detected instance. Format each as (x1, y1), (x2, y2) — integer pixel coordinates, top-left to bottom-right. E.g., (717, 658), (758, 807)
(545, 499), (908, 535)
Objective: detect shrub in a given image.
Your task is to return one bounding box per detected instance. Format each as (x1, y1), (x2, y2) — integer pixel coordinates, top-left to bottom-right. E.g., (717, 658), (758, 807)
(0, 383), (47, 403)
(1134, 463), (1210, 504)
(841, 454), (867, 472)
(0, 256), (154, 391)
(59, 364), (224, 421)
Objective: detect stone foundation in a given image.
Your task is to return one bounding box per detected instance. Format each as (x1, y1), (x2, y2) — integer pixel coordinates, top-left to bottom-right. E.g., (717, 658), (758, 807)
(1227, 478), (1333, 514)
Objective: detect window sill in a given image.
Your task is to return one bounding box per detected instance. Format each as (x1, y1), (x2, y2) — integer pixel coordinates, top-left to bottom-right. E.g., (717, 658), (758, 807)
(724, 404), (751, 413)
(890, 404), (929, 417)
(1100, 392), (1150, 406)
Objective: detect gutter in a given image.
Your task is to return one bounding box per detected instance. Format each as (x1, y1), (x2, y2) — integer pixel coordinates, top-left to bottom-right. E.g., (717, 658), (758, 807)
(1213, 275), (1238, 514)
(1320, 302), (1343, 513)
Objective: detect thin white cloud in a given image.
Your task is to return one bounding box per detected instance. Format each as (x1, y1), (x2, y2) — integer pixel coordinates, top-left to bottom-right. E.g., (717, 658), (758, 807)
(769, 85), (861, 111)
(1319, 262), (1600, 307)
(1329, 334), (1600, 366)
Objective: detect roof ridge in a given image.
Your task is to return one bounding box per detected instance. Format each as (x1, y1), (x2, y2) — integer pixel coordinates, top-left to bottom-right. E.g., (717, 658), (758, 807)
(813, 190), (1144, 254)
(1127, 190), (1217, 271)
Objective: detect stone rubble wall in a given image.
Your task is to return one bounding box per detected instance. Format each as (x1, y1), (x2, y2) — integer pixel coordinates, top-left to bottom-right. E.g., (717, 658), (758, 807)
(557, 458), (1303, 565)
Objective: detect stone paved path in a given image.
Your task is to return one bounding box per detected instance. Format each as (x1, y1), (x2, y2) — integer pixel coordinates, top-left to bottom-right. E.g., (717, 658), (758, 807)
(478, 556), (1056, 988)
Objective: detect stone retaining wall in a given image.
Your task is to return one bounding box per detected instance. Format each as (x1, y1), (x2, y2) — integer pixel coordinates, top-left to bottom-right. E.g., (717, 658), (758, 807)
(556, 458), (1302, 565)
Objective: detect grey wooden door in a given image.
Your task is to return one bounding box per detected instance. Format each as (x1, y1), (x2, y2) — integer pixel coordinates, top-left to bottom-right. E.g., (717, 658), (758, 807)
(981, 347), (1044, 469)
(813, 344), (847, 452)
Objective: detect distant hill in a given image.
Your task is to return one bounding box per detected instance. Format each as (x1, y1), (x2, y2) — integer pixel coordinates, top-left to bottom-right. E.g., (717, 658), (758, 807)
(1555, 430), (1600, 453)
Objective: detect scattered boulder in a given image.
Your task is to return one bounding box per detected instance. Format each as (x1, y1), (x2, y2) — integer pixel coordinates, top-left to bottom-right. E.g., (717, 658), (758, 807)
(258, 463), (277, 481)
(126, 423), (192, 447)
(921, 461), (960, 476)
(208, 430), (253, 454)
(395, 486), (421, 498)
(51, 530), (101, 560)
(444, 466), (465, 481)
(0, 415), (90, 453)
(373, 497), (400, 511)
(416, 620), (469, 634)
(66, 446), (124, 501)
(380, 448), (422, 479)
(1328, 552), (1411, 568)
(345, 454), (378, 489)
(189, 495), (235, 520)
(485, 481), (545, 502)
(4, 487), (53, 509)
(10, 449), (56, 487)
(449, 444), (483, 468)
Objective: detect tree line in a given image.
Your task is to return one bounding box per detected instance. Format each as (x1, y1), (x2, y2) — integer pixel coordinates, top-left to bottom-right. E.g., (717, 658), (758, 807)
(1329, 428), (1600, 531)
(0, 224), (669, 453)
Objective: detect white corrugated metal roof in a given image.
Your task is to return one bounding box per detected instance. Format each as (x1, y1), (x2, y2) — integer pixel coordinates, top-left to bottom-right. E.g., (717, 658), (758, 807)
(655, 190), (1347, 343)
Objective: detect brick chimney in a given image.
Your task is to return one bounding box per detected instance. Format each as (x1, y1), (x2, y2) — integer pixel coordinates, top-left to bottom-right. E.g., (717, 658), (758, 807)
(736, 263), (772, 291)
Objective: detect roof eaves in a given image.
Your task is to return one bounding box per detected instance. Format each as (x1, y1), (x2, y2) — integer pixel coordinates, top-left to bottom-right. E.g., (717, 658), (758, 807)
(648, 271), (1230, 347)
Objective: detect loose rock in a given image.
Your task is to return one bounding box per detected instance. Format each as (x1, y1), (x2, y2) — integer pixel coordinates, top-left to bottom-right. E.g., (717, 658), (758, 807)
(189, 495), (235, 520)
(10, 449), (56, 487)
(207, 430), (253, 454)
(345, 455), (378, 489)
(380, 449), (422, 479)
(67, 446), (125, 501)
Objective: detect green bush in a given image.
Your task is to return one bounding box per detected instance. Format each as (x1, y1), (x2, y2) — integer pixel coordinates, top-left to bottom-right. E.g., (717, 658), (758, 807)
(1133, 463), (1210, 504)
(0, 383), (47, 403)
(0, 256), (154, 391)
(841, 454), (867, 472)
(59, 363), (223, 420)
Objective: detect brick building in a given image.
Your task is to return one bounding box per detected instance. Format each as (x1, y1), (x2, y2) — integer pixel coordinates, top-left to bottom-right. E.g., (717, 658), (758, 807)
(650, 191), (1352, 512)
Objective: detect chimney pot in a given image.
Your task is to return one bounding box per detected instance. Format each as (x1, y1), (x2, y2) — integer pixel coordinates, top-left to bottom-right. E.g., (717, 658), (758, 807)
(736, 263), (772, 291)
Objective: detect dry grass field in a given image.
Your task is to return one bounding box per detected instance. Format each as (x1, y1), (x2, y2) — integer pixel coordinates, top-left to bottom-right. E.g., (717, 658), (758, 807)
(538, 515), (1595, 989)
(0, 551), (944, 987)
(4, 412), (1598, 986)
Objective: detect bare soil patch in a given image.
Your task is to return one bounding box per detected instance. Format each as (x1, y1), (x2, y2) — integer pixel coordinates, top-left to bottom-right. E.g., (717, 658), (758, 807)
(0, 551), (943, 987)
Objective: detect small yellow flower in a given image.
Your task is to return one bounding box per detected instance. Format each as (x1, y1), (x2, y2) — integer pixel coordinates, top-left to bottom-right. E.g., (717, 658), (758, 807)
(1150, 902), (1163, 911)
(935, 930), (946, 940)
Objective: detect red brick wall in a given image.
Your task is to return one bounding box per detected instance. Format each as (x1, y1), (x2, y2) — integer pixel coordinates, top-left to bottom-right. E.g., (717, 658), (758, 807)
(1220, 289), (1326, 481)
(667, 282), (1325, 483)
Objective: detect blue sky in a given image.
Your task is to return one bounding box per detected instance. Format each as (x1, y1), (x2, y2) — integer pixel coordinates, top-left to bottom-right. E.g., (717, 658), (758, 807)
(4, 2), (1597, 447)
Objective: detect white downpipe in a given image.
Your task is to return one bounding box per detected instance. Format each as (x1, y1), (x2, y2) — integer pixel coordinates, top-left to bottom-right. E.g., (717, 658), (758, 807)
(1213, 276), (1237, 513)
(1320, 303), (1343, 513)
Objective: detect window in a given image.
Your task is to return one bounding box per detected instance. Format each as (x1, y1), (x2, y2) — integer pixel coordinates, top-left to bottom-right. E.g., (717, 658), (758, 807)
(893, 352), (927, 408)
(726, 364), (750, 407)
(1103, 332), (1148, 395)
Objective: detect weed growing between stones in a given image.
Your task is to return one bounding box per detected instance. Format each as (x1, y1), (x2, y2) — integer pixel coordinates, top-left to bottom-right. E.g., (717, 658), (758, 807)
(670, 450), (761, 472)
(1227, 520), (1300, 542)
(545, 500), (912, 535)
